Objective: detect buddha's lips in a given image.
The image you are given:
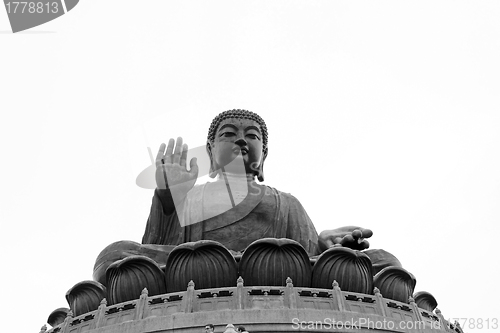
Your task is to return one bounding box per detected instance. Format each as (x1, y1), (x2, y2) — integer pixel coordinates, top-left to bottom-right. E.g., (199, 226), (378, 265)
(233, 147), (249, 155)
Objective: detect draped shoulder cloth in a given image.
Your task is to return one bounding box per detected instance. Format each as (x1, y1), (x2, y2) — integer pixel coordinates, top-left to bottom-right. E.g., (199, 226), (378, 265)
(142, 183), (320, 256)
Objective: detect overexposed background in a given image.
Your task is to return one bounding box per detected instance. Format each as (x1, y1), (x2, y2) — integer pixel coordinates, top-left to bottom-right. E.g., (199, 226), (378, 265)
(1, 1), (499, 332)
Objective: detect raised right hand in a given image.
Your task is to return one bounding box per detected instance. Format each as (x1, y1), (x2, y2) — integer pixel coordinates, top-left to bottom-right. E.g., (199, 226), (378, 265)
(155, 137), (199, 199)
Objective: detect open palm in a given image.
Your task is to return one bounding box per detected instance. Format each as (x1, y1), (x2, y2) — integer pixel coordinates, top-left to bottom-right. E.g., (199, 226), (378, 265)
(155, 137), (199, 199)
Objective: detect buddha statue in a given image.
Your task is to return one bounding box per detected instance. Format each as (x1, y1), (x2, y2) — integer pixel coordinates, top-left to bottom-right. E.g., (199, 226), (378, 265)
(55, 109), (443, 332)
(93, 109), (377, 285)
(143, 109), (373, 253)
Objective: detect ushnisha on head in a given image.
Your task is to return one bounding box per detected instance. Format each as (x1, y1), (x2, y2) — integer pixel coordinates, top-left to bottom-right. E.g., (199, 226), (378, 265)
(207, 109), (268, 182)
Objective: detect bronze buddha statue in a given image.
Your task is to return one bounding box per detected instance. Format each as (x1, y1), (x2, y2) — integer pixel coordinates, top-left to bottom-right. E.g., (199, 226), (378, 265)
(143, 109), (372, 253)
(94, 109), (377, 285)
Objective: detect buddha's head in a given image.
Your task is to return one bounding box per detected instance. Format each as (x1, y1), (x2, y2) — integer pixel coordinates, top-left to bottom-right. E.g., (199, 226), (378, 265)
(207, 109), (268, 181)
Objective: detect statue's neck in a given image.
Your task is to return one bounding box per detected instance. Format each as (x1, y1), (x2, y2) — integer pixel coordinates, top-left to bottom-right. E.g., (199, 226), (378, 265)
(216, 172), (255, 184)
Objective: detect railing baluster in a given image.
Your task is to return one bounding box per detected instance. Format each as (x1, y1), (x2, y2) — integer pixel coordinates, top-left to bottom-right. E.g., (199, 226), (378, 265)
(374, 287), (387, 317)
(285, 277), (296, 309)
(332, 281), (345, 311)
(135, 288), (149, 320)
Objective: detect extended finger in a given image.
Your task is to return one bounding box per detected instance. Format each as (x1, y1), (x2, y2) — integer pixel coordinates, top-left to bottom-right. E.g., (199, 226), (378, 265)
(164, 138), (175, 164)
(340, 234), (354, 247)
(179, 144), (188, 167)
(172, 137), (183, 164)
(359, 240), (370, 250)
(156, 143), (166, 167)
(351, 239), (370, 250)
(361, 228), (373, 239)
(189, 157), (199, 177)
(352, 229), (362, 240)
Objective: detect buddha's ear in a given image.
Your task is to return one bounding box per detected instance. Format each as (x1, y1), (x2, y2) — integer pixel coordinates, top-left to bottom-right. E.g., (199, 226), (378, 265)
(257, 148), (268, 182)
(206, 141), (218, 178)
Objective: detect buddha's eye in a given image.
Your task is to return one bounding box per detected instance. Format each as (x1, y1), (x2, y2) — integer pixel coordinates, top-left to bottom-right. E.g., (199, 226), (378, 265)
(220, 132), (236, 138)
(247, 133), (260, 140)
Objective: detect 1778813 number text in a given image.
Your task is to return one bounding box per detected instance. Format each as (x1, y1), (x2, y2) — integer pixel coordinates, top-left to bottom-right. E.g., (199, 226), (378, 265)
(449, 318), (498, 330)
(5, 2), (59, 14)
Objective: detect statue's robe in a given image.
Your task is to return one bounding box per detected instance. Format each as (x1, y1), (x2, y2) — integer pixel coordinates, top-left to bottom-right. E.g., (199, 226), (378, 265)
(142, 181), (320, 256)
(93, 181), (321, 285)
(94, 180), (402, 286)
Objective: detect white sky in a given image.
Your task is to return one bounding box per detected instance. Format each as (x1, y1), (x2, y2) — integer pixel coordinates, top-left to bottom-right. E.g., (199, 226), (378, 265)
(1, 1), (499, 332)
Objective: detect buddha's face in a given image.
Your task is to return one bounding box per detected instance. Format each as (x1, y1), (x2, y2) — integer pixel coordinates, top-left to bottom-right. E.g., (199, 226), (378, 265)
(208, 118), (264, 176)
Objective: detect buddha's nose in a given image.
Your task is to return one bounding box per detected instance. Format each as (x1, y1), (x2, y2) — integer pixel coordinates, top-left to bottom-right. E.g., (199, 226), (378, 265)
(235, 137), (247, 146)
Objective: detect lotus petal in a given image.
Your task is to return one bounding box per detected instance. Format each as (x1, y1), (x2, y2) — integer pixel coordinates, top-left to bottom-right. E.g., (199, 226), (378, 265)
(93, 240), (173, 286)
(106, 255), (166, 305)
(47, 307), (69, 327)
(165, 240), (237, 292)
(65, 281), (106, 317)
(374, 266), (416, 303)
(414, 291), (438, 311)
(239, 238), (311, 287)
(311, 246), (373, 294)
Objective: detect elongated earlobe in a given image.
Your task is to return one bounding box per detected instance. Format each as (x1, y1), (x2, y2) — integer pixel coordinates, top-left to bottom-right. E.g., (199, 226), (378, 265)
(257, 150), (267, 182)
(257, 161), (265, 182)
(207, 142), (218, 178)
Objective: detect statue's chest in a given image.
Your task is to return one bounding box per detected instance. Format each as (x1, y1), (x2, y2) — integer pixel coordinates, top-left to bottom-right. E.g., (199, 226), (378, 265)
(201, 184), (276, 234)
(202, 186), (234, 216)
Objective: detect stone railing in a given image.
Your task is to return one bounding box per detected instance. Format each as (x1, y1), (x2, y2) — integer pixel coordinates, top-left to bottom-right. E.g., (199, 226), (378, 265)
(40, 278), (452, 333)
